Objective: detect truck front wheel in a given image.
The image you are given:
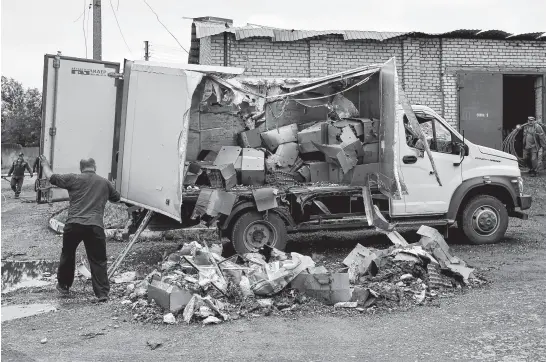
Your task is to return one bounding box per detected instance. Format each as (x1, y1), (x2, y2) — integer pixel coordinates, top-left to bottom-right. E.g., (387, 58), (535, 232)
(460, 195), (509, 244)
(230, 211), (287, 255)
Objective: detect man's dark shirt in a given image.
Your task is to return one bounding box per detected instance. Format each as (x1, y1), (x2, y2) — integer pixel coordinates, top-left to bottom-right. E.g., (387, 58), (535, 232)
(50, 171), (121, 229)
(8, 158), (32, 178)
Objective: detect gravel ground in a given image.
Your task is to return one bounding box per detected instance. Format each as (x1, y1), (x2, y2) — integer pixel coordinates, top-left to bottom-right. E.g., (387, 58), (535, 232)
(2, 174), (546, 361)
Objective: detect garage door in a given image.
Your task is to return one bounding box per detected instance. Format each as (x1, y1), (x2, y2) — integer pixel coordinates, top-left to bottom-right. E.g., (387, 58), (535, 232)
(458, 73), (503, 150)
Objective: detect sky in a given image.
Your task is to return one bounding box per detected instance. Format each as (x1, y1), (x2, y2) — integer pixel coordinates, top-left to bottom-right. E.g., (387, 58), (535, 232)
(1, 0), (545, 90)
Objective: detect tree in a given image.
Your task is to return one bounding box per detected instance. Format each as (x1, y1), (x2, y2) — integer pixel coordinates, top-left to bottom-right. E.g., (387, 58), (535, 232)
(1, 76), (42, 147)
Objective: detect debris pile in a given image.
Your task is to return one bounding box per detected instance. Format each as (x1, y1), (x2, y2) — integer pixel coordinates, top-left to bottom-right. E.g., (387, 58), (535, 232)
(112, 226), (485, 325)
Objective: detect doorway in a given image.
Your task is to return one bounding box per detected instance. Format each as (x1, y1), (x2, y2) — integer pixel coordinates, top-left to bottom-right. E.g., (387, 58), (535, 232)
(503, 75), (537, 156)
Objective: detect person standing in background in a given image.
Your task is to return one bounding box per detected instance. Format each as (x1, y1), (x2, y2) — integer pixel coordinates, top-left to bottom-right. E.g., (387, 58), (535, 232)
(7, 152), (32, 198)
(523, 116), (546, 177)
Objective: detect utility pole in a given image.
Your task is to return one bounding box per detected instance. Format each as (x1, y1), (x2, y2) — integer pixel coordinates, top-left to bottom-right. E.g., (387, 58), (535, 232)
(93, 0), (102, 60)
(144, 41), (150, 61)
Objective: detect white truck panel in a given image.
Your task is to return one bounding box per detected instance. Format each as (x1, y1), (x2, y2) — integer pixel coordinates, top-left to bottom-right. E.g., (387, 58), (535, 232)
(119, 62), (203, 221)
(40, 55), (119, 202)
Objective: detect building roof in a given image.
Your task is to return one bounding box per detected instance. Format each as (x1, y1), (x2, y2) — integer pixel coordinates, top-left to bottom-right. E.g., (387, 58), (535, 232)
(193, 21), (546, 42)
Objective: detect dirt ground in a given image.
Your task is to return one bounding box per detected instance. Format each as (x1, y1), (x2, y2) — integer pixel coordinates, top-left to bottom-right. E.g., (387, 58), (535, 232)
(1, 175), (546, 361)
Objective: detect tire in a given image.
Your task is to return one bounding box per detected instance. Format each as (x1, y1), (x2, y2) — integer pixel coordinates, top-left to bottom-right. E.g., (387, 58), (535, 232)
(460, 195), (509, 245)
(230, 210), (287, 255)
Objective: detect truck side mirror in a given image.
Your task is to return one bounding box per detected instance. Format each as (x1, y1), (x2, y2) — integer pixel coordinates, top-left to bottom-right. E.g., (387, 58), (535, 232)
(453, 142), (466, 166)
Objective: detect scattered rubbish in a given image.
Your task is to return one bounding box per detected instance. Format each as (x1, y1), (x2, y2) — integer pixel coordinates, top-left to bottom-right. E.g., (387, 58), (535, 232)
(202, 316), (221, 325)
(146, 340), (163, 350)
(334, 301), (358, 309)
(113, 271), (136, 284)
(80, 332), (106, 339)
(163, 313), (176, 325)
(114, 225), (482, 326)
(40, 338), (47, 344)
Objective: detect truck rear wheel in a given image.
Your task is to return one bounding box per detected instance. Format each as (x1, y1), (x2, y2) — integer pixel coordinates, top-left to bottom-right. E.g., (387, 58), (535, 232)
(230, 211), (287, 255)
(460, 195), (508, 245)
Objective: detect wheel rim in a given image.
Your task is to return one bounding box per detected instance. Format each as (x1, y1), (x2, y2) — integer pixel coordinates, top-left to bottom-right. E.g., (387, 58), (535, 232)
(471, 206), (500, 236)
(243, 220), (278, 252)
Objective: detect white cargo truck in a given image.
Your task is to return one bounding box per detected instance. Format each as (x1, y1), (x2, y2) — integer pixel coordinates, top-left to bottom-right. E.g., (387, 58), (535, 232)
(37, 53), (531, 254)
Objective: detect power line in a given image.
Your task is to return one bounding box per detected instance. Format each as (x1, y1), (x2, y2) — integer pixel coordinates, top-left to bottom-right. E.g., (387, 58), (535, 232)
(142, 0), (189, 54)
(108, 0), (133, 55)
(82, 0), (88, 58)
(86, 1), (92, 57)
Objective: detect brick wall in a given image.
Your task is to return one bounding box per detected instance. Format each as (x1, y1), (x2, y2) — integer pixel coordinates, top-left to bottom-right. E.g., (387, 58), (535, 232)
(202, 33), (546, 128)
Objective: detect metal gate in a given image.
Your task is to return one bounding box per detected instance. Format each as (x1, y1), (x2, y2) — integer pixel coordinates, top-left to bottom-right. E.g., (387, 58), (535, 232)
(458, 72), (503, 150)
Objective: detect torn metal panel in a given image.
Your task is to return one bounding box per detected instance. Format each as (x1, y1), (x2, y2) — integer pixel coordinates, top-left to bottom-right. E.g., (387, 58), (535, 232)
(241, 148), (265, 186)
(333, 119), (364, 137)
(378, 57), (402, 200)
(260, 124), (298, 151)
(213, 146), (242, 166)
(252, 188), (279, 211)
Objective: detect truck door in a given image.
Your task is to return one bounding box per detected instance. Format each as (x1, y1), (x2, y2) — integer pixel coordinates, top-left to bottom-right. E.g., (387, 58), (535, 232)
(38, 53), (120, 203)
(458, 72), (503, 150)
(398, 110), (463, 215)
(116, 61), (204, 222)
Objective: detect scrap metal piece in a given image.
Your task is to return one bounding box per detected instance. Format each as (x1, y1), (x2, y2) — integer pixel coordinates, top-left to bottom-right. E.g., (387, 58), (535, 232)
(205, 164), (237, 190)
(313, 200), (331, 215)
(260, 124), (298, 151)
(306, 162), (329, 183)
(298, 165), (311, 182)
(252, 187), (279, 211)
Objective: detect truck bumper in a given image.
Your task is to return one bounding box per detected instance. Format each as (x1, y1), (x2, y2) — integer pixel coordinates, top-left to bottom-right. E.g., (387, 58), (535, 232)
(517, 195), (532, 210)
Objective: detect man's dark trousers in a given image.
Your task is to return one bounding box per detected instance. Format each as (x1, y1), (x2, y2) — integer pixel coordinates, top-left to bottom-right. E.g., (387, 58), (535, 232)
(10, 177), (24, 196)
(58, 223), (110, 298)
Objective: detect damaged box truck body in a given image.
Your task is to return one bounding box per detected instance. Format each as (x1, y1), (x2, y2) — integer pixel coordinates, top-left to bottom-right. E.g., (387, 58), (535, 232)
(38, 54), (531, 254)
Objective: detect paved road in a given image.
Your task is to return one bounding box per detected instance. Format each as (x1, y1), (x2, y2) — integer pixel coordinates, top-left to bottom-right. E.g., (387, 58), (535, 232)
(2, 176), (546, 361)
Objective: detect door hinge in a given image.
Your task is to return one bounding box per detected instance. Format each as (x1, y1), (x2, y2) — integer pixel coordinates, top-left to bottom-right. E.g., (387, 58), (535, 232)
(53, 51), (61, 68)
(49, 127), (57, 136)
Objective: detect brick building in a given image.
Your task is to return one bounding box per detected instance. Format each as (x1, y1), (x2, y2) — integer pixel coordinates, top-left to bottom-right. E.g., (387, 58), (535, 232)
(188, 17), (546, 150)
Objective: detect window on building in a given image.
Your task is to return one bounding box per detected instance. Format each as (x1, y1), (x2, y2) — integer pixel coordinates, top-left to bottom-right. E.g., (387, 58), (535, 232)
(404, 112), (454, 154)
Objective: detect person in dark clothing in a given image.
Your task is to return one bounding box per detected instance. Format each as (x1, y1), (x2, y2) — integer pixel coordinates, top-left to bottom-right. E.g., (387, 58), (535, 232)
(39, 155), (120, 302)
(523, 116), (546, 177)
(7, 152), (33, 198)
(32, 156), (40, 174)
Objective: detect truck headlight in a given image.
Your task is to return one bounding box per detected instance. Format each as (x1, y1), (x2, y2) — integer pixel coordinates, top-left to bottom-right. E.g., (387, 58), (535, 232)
(512, 177), (524, 196)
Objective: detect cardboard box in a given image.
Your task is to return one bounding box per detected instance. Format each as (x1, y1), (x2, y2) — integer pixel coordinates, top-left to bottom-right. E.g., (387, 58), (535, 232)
(307, 162), (329, 183)
(349, 163), (379, 185)
(241, 148), (265, 186)
(147, 279), (193, 313)
(239, 128), (262, 148)
(261, 124), (298, 151)
(193, 189), (237, 218)
(362, 143), (379, 164)
(213, 146), (242, 166)
(290, 272), (352, 305)
(297, 122), (328, 153)
(205, 163), (237, 190)
(313, 142), (357, 174)
(272, 142), (299, 168)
